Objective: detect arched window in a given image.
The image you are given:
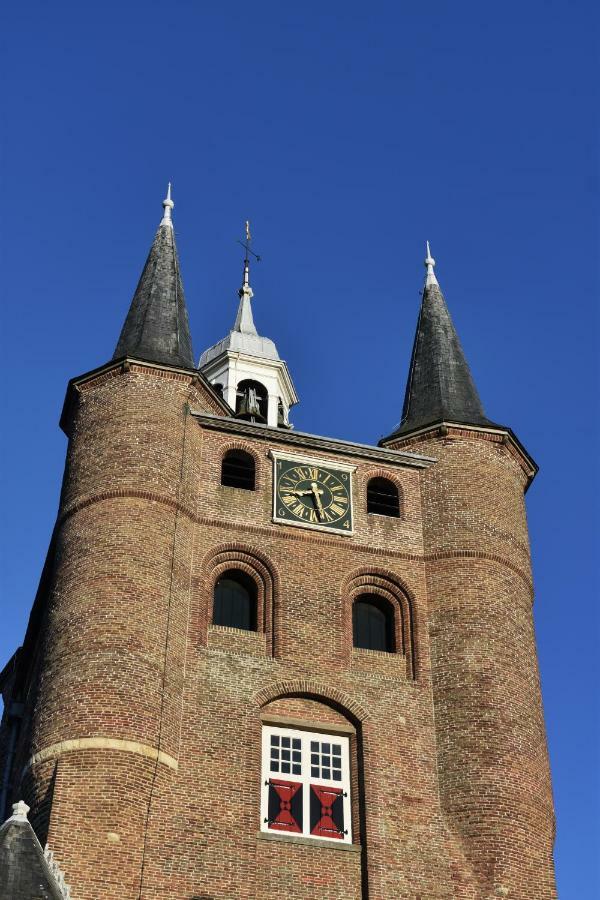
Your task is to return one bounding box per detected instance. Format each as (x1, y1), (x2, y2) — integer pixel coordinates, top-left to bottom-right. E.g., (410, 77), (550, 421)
(213, 570), (257, 631)
(235, 379), (268, 423)
(221, 449), (255, 490)
(352, 594), (395, 652)
(366, 477), (400, 517)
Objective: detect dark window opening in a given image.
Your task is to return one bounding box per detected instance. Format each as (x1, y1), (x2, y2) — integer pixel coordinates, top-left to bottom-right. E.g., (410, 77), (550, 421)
(235, 379), (268, 423)
(213, 570), (257, 631)
(352, 594), (395, 652)
(221, 449), (255, 490)
(367, 477), (400, 517)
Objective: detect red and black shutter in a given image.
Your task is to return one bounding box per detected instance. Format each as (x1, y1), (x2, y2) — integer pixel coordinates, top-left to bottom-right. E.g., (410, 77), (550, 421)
(310, 785), (345, 839)
(266, 779), (303, 833)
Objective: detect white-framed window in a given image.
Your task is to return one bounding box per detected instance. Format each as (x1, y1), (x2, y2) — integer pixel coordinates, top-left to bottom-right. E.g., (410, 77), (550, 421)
(260, 725), (352, 843)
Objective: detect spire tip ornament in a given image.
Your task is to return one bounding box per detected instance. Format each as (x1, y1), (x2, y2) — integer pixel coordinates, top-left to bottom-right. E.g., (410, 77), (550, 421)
(238, 219), (261, 298)
(424, 240), (439, 286)
(161, 182), (174, 227)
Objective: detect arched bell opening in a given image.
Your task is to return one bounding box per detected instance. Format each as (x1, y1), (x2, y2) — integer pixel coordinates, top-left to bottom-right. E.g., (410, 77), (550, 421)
(235, 379), (268, 423)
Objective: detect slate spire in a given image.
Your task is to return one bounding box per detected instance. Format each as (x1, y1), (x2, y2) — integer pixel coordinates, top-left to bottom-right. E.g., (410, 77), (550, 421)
(390, 244), (495, 437)
(113, 185), (195, 368)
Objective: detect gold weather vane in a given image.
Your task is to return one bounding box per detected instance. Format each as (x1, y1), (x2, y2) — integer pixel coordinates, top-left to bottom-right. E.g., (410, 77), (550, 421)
(238, 220), (261, 262)
(237, 220), (262, 290)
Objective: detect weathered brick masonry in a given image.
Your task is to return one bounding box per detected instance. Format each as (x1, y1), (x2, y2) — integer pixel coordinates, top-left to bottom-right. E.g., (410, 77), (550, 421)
(0, 202), (557, 899)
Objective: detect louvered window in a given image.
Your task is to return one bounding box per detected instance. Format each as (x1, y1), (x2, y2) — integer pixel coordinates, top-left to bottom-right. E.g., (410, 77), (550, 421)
(366, 477), (400, 517)
(221, 450), (255, 490)
(261, 726), (352, 843)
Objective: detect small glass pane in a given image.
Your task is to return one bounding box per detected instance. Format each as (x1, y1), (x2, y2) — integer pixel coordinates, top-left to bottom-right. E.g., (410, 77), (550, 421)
(322, 769), (330, 779)
(332, 744), (341, 754)
(292, 751), (301, 762)
(311, 741), (318, 751)
(282, 737), (290, 748)
(281, 762), (290, 773)
(270, 749), (279, 759)
(292, 764), (301, 774)
(322, 743), (330, 753)
(311, 754), (319, 765)
(271, 735), (280, 746)
(271, 761), (279, 772)
(282, 750), (290, 761)
(333, 770), (342, 781)
(322, 756), (330, 767)
(292, 738), (301, 750)
(311, 767), (319, 777)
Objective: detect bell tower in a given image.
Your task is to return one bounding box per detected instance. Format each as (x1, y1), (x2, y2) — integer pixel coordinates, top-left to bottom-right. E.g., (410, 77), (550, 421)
(198, 225), (298, 427)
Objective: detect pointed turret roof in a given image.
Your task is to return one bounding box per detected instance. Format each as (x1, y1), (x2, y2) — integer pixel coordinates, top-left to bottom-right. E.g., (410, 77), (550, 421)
(113, 185), (195, 369)
(387, 244), (496, 438)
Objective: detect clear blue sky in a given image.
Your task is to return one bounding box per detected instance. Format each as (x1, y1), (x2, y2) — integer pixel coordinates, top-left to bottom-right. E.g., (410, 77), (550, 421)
(1, 1), (598, 894)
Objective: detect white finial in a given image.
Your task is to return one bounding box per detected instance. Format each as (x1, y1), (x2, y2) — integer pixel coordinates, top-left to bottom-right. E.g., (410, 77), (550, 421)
(11, 800), (30, 821)
(241, 220), (252, 292)
(161, 182), (174, 227)
(424, 240), (438, 286)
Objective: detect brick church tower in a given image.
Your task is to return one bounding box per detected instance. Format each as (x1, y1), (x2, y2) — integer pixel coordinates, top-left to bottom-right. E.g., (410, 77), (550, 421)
(0, 194), (556, 899)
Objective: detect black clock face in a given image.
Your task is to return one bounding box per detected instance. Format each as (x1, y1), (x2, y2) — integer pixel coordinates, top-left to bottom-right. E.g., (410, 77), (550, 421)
(274, 458), (353, 533)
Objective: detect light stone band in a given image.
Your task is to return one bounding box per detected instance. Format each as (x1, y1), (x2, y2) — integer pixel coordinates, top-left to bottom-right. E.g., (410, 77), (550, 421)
(22, 737), (178, 774)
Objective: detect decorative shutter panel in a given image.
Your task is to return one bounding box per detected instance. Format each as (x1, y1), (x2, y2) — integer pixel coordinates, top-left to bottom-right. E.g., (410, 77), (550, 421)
(266, 779), (303, 833)
(309, 785), (346, 839)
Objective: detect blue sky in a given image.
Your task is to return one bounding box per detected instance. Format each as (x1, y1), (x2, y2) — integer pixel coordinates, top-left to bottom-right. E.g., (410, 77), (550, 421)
(1, 1), (598, 894)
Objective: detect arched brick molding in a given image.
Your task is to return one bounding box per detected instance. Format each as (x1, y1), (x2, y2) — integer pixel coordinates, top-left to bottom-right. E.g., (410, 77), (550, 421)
(254, 680), (370, 725)
(357, 466), (405, 517)
(199, 544), (279, 655)
(343, 568), (418, 679)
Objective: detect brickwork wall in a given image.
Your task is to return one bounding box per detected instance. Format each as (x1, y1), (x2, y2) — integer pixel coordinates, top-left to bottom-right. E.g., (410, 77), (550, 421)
(388, 428), (557, 899)
(3, 365), (555, 900)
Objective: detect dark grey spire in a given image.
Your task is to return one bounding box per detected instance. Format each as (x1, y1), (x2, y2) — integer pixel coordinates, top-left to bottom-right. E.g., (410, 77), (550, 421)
(113, 185), (194, 369)
(389, 244), (495, 438)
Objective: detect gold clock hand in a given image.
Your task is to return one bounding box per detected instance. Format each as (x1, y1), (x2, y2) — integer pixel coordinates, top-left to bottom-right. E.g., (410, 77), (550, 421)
(311, 482), (326, 520)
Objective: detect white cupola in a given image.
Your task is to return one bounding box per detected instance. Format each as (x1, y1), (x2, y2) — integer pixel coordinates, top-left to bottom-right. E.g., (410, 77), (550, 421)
(198, 239), (298, 428)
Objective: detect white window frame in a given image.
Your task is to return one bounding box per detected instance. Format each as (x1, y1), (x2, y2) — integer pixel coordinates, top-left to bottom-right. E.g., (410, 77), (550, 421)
(260, 725), (352, 844)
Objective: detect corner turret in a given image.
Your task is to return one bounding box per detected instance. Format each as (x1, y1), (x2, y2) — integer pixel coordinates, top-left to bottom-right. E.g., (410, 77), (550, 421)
(113, 184), (195, 369)
(384, 243), (497, 440)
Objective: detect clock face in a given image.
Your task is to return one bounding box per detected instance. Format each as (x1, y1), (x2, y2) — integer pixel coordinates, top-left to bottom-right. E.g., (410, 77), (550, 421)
(273, 456), (353, 534)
